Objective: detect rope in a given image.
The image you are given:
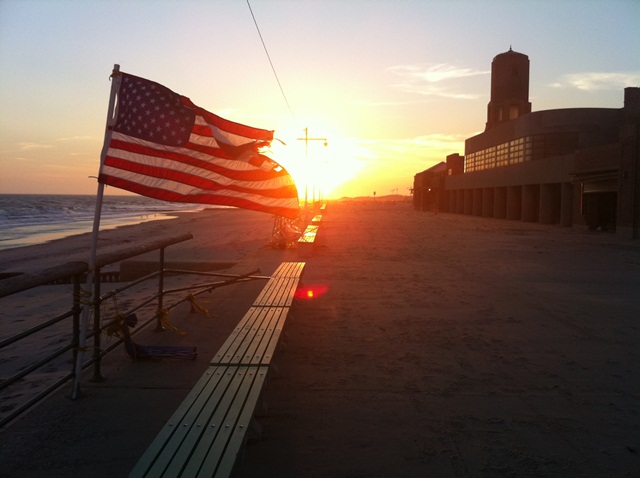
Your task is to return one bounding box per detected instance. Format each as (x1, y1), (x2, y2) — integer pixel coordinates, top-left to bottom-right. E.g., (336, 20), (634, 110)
(158, 308), (187, 336)
(104, 313), (126, 339)
(246, 0), (295, 119)
(186, 294), (215, 317)
(74, 288), (93, 306)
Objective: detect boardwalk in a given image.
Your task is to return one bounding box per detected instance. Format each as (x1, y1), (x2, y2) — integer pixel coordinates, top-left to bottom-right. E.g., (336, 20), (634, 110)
(1, 201), (639, 477)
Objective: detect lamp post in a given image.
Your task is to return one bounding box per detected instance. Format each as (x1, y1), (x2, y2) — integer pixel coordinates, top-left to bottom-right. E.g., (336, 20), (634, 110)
(297, 127), (328, 212)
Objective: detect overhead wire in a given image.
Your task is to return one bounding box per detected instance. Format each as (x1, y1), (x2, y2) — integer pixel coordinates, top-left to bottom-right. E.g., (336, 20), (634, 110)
(246, 0), (295, 120)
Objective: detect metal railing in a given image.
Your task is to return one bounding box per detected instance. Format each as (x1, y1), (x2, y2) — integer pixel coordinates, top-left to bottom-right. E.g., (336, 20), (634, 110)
(0, 233), (265, 429)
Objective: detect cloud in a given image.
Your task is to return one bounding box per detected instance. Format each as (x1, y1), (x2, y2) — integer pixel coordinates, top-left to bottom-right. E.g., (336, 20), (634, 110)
(352, 99), (430, 107)
(387, 63), (489, 99)
(55, 135), (97, 142)
(549, 72), (640, 91)
(357, 133), (467, 163)
(18, 142), (52, 150)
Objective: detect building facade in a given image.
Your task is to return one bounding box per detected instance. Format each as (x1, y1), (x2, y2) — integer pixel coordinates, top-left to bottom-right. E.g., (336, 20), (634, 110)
(414, 49), (640, 239)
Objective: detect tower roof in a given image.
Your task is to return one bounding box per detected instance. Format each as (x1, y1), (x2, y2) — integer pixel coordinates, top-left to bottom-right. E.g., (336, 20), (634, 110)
(493, 46), (528, 61)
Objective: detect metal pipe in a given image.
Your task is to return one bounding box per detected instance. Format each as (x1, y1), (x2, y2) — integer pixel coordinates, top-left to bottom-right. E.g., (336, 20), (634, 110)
(91, 267), (104, 382)
(156, 247), (165, 331)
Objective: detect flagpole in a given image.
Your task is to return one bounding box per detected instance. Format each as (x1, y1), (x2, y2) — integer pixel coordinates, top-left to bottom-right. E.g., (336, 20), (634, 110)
(296, 127), (328, 215)
(71, 64), (122, 400)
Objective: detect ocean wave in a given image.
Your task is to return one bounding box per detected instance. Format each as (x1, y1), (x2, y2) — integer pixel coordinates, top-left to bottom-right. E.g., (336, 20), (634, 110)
(0, 194), (205, 250)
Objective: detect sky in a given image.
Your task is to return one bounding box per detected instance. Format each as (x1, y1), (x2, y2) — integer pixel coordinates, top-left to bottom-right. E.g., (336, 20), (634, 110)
(1, 0), (639, 199)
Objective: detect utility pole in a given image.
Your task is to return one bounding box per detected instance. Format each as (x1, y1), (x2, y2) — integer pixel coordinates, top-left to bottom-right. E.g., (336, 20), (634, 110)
(296, 127), (328, 211)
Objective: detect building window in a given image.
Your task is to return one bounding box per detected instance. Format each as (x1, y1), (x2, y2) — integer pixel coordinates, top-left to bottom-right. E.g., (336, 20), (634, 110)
(466, 132), (578, 172)
(509, 138), (524, 164)
(544, 132), (578, 157)
(496, 143), (509, 167)
(524, 136), (534, 161)
(465, 152), (475, 172)
(486, 147), (496, 170)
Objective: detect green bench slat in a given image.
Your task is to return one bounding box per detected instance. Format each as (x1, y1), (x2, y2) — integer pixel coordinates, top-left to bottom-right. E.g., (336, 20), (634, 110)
(130, 365), (230, 476)
(190, 367), (266, 477)
(271, 261), (305, 278)
(129, 365), (266, 477)
(253, 277), (300, 307)
(210, 307), (288, 366)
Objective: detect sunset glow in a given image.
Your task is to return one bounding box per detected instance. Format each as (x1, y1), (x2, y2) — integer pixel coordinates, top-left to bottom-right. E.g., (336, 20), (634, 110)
(270, 124), (365, 199)
(0, 1), (638, 198)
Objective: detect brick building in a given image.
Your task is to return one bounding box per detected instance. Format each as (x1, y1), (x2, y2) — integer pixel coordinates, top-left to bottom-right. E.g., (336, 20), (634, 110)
(414, 49), (640, 238)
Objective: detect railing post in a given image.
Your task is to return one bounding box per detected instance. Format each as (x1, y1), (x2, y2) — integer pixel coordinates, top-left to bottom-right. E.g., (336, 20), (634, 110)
(155, 247), (165, 331)
(91, 267), (105, 382)
(71, 273), (82, 379)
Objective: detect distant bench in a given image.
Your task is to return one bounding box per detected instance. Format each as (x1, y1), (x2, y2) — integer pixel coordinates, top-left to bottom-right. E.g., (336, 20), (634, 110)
(130, 261), (305, 478)
(297, 216), (321, 253)
(298, 225), (319, 245)
(296, 204), (327, 251)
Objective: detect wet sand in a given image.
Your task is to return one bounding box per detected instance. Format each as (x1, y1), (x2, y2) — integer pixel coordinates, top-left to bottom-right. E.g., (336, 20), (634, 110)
(1, 201), (639, 477)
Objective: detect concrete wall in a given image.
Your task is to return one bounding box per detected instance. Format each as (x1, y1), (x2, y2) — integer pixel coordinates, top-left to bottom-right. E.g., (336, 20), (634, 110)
(442, 181), (575, 227)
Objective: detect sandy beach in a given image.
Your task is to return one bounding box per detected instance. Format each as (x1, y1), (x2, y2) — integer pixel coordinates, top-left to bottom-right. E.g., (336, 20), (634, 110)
(1, 201), (639, 477)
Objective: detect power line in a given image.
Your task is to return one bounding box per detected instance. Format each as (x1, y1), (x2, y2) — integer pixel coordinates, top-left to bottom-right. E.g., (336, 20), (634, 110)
(246, 0), (295, 119)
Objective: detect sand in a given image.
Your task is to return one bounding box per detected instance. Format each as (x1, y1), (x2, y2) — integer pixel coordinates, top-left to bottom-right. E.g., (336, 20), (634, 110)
(0, 201), (639, 477)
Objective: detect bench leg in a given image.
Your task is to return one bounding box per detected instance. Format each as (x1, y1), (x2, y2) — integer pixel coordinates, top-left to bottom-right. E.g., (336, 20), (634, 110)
(248, 416), (263, 442)
(255, 394), (269, 418)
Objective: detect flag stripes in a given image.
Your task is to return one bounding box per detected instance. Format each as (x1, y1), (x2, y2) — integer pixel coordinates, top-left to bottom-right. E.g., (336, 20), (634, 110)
(99, 73), (299, 218)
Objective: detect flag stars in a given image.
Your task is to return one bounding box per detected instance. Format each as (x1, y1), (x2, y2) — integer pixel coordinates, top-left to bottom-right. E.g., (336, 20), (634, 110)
(114, 73), (194, 146)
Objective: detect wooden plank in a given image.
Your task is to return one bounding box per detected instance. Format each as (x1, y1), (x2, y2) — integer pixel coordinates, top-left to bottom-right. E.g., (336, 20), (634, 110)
(130, 366), (267, 477)
(210, 307), (288, 366)
(253, 279), (275, 306)
(180, 366), (266, 477)
(271, 261), (305, 278)
(211, 369), (267, 476)
(271, 262), (292, 278)
(196, 367), (268, 477)
(250, 308), (289, 366)
(160, 367), (240, 476)
(130, 366), (232, 477)
(210, 308), (264, 365)
(253, 279), (279, 306)
(253, 277), (300, 307)
(297, 225), (318, 243)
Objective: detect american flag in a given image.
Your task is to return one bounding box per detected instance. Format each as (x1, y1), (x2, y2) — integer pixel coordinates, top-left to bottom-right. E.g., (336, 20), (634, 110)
(100, 73), (299, 219)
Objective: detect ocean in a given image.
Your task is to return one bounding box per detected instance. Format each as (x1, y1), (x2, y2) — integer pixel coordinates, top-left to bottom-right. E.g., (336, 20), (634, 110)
(0, 194), (205, 251)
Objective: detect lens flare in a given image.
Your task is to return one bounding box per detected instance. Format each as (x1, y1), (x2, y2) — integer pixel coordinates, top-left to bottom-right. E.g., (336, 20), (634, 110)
(295, 284), (329, 300)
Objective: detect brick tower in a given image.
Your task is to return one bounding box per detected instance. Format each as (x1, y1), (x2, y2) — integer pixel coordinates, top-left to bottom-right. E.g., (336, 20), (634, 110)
(486, 47), (532, 131)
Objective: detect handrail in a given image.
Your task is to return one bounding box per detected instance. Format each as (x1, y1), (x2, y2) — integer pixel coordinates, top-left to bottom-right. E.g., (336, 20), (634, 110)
(0, 233), (205, 429)
(0, 261), (87, 298)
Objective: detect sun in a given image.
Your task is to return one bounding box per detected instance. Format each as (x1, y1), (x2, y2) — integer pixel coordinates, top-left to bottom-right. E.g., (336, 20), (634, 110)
(269, 122), (363, 200)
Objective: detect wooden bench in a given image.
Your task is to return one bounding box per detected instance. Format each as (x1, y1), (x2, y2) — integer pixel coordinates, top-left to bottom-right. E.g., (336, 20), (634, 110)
(297, 225), (319, 244)
(129, 365), (267, 477)
(130, 262), (305, 478)
(297, 225), (319, 257)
